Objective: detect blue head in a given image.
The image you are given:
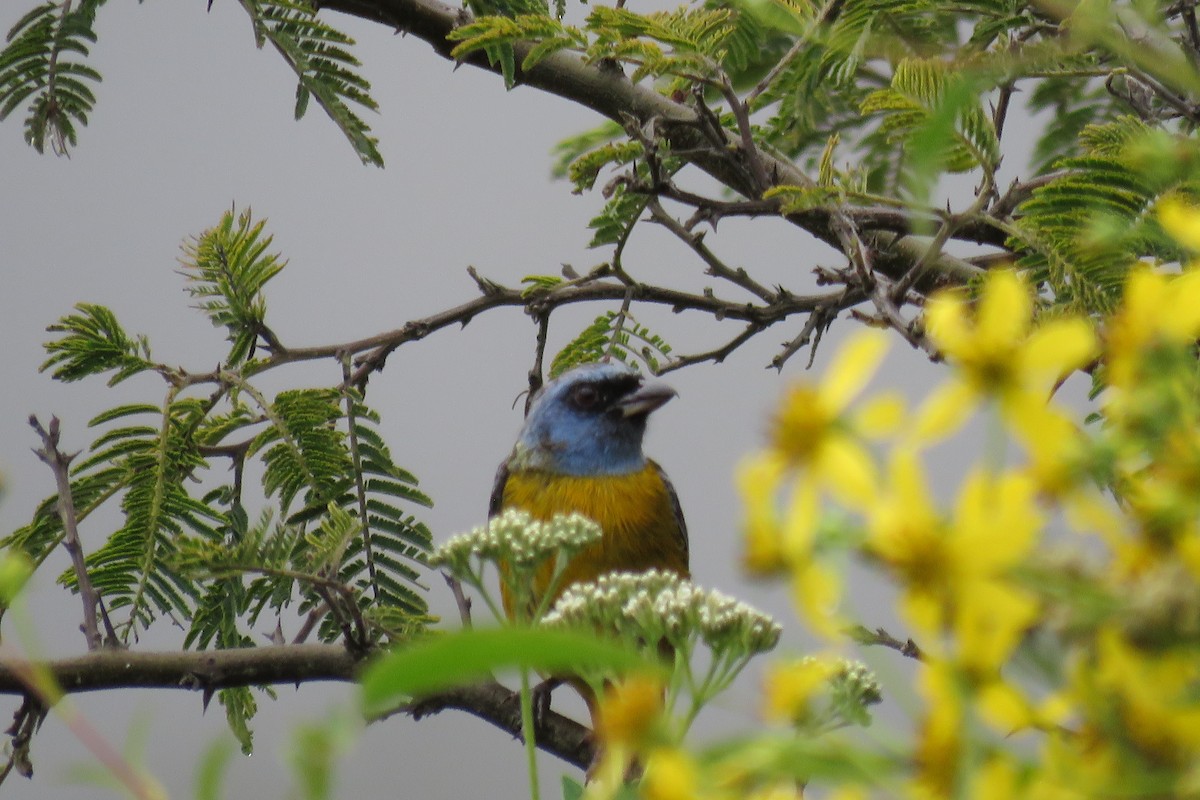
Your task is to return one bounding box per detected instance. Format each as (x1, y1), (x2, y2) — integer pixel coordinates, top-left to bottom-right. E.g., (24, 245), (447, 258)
(509, 362), (676, 476)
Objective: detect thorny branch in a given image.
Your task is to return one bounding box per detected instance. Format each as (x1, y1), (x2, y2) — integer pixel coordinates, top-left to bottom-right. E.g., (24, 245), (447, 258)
(0, 646), (594, 770)
(28, 416), (115, 650)
(848, 625), (926, 661)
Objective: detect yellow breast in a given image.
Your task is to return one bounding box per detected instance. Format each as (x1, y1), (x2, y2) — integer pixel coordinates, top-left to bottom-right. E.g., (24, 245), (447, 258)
(498, 463), (688, 617)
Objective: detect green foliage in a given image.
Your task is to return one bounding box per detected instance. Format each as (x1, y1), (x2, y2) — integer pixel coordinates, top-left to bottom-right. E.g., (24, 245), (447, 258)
(551, 310), (673, 376)
(41, 303), (154, 386)
(0, 0), (382, 163)
(448, 14), (586, 75)
(860, 57), (1000, 197)
(0, 0), (103, 155)
(567, 140), (644, 192)
(586, 5), (737, 83)
(240, 0), (381, 166)
(551, 120), (625, 179)
(1011, 118), (1199, 314)
(360, 627), (657, 715)
(6, 209), (434, 746)
(520, 274), (565, 297)
(180, 208), (286, 366)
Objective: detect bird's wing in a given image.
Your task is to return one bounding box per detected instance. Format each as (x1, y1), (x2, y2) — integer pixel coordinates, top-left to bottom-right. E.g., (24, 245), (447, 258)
(488, 458), (510, 519)
(651, 460), (689, 565)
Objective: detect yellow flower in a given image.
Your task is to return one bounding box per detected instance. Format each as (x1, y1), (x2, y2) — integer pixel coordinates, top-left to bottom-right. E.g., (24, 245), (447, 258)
(1105, 267), (1200, 392)
(595, 675), (664, 751)
(913, 662), (965, 798)
(739, 454), (788, 575)
(868, 452), (1041, 672)
(916, 270), (1095, 444)
(1158, 197), (1200, 253)
(762, 657), (837, 725)
(769, 328), (893, 505)
(642, 748), (700, 800)
(864, 449), (947, 632)
(1088, 628), (1200, 766)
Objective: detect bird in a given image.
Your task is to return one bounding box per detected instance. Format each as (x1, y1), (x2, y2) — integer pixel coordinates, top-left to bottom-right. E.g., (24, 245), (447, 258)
(489, 361), (689, 621)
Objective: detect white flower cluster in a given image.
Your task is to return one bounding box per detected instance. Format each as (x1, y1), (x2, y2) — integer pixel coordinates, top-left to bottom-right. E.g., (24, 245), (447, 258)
(430, 509), (603, 579)
(827, 657), (883, 726)
(542, 569), (782, 656)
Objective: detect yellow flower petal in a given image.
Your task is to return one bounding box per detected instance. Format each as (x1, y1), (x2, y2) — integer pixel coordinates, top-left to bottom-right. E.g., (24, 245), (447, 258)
(642, 748), (699, 800)
(1159, 197), (1200, 252)
(852, 391), (906, 438)
(924, 290), (970, 357)
(976, 270), (1032, 351)
(781, 475), (819, 559)
(910, 379), (977, 443)
(1162, 269), (1200, 340)
(792, 560), (843, 639)
(820, 328), (890, 410)
(815, 436), (877, 506)
(1021, 317), (1097, 376)
(978, 681), (1034, 733)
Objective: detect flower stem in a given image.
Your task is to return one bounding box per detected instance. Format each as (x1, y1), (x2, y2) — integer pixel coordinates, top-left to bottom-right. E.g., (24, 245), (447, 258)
(519, 666), (541, 800)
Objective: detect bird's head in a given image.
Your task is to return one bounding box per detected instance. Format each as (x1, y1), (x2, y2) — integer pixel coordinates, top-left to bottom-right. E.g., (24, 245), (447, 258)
(510, 362), (677, 476)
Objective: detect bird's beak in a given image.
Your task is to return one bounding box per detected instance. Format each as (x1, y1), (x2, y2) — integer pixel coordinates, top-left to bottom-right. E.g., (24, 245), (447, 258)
(615, 379), (677, 418)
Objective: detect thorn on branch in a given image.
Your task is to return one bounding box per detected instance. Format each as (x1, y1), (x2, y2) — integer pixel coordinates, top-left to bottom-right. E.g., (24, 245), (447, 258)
(468, 265), (502, 296)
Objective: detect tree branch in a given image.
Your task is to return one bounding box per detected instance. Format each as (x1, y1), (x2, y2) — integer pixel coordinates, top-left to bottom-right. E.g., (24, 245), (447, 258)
(0, 645), (594, 769)
(320, 0), (985, 291)
(28, 416), (112, 650)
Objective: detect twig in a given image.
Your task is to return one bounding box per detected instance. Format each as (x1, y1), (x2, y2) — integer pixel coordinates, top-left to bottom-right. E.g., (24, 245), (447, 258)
(1, 656), (158, 798)
(291, 603), (328, 645)
(399, 680), (593, 769)
(526, 311), (551, 414)
(340, 356), (380, 604)
(769, 287), (864, 371)
(29, 416), (111, 650)
(647, 199), (777, 303)
(444, 574), (474, 628)
(324, 0), (983, 297)
(717, 75), (770, 193)
(846, 624), (925, 661)
(657, 322), (765, 375)
(0, 696), (44, 784)
(890, 173), (995, 304)
(989, 170), (1071, 220)
(1184, 4), (1200, 59)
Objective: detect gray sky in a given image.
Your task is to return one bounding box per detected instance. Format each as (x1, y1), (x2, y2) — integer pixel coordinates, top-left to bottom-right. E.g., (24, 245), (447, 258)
(0, 2), (1016, 798)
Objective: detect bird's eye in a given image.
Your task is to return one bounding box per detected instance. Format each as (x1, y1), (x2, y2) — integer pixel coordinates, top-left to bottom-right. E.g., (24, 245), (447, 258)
(571, 385), (600, 410)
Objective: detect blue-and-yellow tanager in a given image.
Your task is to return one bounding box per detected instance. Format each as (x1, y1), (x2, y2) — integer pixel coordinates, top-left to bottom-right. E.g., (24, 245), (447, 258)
(490, 361), (690, 621)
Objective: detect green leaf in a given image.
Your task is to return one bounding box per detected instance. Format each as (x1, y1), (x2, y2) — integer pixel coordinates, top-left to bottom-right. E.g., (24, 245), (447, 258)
(179, 207), (285, 366)
(0, 0), (104, 155)
(194, 737), (235, 800)
(239, 0), (382, 166)
(41, 303), (154, 386)
(551, 310), (672, 376)
(360, 627), (656, 715)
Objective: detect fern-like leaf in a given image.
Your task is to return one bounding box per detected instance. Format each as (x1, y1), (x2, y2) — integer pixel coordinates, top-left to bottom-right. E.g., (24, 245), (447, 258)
(41, 303), (154, 386)
(250, 388), (347, 514)
(860, 57), (1000, 185)
(1011, 118), (1196, 314)
(239, 0), (381, 166)
(179, 207), (285, 366)
(0, 0), (103, 154)
(551, 310), (673, 376)
(68, 398), (224, 639)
